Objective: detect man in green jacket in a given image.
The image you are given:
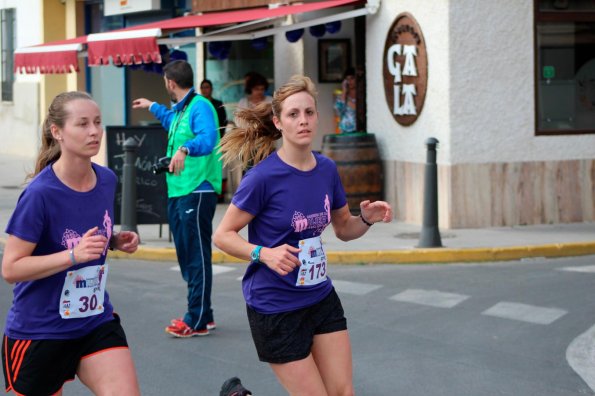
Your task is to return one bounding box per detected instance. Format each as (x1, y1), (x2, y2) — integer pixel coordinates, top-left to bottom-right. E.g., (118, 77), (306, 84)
(133, 60), (221, 338)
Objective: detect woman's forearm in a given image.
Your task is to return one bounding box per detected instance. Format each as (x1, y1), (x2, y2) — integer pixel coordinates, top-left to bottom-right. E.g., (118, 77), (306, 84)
(2, 250), (72, 284)
(214, 230), (256, 261)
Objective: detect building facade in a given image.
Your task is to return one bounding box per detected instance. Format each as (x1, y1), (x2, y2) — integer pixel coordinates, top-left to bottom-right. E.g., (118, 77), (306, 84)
(369, 1), (595, 228)
(1, 0), (594, 228)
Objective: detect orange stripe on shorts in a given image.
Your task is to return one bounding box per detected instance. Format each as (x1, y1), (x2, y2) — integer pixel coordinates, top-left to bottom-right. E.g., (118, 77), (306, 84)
(4, 336), (14, 393)
(10, 339), (21, 361)
(10, 340), (25, 372)
(12, 340), (31, 383)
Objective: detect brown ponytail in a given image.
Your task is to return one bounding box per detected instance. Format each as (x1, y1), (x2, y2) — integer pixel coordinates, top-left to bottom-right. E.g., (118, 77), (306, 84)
(28, 91), (94, 180)
(219, 101), (280, 170)
(219, 75), (318, 170)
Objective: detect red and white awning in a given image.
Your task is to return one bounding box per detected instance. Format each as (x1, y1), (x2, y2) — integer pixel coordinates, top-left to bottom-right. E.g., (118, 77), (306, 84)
(15, 37), (86, 74)
(87, 28), (163, 66)
(15, 0), (377, 74)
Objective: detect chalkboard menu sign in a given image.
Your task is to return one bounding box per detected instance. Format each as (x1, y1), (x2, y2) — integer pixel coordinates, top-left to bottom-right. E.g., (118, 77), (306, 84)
(106, 126), (168, 225)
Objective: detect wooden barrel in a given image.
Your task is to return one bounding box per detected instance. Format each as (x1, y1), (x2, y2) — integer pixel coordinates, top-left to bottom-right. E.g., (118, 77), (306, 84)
(321, 133), (384, 214)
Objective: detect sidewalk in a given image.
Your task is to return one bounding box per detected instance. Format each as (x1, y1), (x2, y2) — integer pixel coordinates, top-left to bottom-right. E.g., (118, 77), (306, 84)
(1, 153), (595, 264)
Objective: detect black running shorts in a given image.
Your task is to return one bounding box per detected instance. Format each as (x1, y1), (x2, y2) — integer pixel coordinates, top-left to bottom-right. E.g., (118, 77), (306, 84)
(246, 288), (347, 364)
(2, 314), (129, 396)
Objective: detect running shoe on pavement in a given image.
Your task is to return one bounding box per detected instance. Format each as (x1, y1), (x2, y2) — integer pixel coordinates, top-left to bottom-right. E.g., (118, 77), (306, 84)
(170, 318), (216, 330)
(219, 377), (252, 396)
(165, 320), (209, 338)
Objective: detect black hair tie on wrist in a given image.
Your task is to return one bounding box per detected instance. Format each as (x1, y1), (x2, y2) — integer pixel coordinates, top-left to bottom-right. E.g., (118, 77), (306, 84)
(359, 213), (373, 226)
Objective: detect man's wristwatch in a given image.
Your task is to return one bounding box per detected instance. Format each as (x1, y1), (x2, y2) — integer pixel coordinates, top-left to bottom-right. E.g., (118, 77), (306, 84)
(178, 146), (189, 155)
(250, 245), (263, 262)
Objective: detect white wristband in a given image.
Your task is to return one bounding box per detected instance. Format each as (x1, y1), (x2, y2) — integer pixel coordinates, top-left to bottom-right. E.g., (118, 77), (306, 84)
(69, 249), (77, 266)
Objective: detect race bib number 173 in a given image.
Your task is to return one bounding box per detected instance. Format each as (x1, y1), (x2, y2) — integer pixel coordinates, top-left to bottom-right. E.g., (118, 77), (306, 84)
(296, 236), (327, 287)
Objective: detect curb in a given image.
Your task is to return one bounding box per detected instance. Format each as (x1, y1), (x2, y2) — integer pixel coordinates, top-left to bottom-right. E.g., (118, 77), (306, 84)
(2, 237), (595, 265)
(101, 241), (595, 264)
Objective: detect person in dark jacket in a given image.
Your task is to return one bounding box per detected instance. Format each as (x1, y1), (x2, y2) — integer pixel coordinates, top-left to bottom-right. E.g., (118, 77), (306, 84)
(200, 79), (228, 137)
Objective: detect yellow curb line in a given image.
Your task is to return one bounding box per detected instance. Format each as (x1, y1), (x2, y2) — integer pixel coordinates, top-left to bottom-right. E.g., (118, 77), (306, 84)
(2, 237), (595, 265)
(104, 241), (595, 264)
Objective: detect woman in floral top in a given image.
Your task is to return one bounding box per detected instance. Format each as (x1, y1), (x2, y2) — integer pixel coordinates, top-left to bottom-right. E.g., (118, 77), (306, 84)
(334, 67), (357, 133)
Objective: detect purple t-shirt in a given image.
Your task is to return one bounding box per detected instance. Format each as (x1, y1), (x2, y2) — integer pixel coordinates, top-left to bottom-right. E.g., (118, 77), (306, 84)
(232, 151), (347, 314)
(4, 163), (117, 340)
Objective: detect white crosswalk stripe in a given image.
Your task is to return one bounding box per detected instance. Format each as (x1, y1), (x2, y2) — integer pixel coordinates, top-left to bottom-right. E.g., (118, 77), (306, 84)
(332, 279), (383, 295)
(482, 302), (567, 325)
(389, 289), (469, 308)
(558, 265), (595, 273)
(206, 268), (571, 328)
(213, 265), (237, 275)
(169, 264), (237, 275)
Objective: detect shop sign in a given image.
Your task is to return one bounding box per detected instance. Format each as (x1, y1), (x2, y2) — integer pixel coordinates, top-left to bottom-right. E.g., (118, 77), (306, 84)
(383, 12), (428, 126)
(104, 0), (160, 16)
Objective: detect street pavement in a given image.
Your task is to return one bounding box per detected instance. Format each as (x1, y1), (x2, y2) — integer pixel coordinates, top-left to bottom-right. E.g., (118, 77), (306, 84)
(1, 153), (594, 264)
(1, 153), (595, 395)
(2, 255), (594, 395)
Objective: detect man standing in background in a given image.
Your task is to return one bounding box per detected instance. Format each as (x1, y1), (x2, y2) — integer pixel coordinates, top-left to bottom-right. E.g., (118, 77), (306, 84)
(132, 60), (221, 338)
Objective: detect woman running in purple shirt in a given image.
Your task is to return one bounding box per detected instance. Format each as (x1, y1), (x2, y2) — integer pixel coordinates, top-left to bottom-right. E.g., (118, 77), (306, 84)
(1, 91), (141, 395)
(214, 75), (392, 395)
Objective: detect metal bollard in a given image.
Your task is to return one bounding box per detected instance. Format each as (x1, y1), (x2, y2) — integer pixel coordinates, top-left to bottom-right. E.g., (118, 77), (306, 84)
(417, 137), (443, 248)
(121, 137), (138, 234)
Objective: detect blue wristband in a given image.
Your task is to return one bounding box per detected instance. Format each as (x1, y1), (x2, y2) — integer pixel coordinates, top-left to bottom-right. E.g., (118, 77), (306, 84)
(250, 245), (263, 262)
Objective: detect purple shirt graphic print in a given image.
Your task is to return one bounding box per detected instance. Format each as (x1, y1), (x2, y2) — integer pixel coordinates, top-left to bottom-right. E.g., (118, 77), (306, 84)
(61, 210), (112, 256)
(232, 152), (347, 314)
(292, 194), (332, 234)
(4, 163), (117, 340)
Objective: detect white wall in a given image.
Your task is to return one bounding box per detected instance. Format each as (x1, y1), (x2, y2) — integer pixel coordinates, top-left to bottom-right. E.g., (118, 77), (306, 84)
(274, 24), (304, 96)
(449, 0), (595, 163)
(0, 0), (42, 157)
(367, 0), (452, 164)
(449, 0), (531, 164)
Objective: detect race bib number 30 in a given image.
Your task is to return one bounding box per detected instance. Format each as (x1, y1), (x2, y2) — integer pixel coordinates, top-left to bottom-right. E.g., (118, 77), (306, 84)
(296, 236), (327, 287)
(59, 265), (108, 319)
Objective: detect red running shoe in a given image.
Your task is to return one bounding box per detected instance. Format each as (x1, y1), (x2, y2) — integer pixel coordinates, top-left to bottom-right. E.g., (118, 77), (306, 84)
(170, 318), (217, 330)
(165, 320), (209, 338)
